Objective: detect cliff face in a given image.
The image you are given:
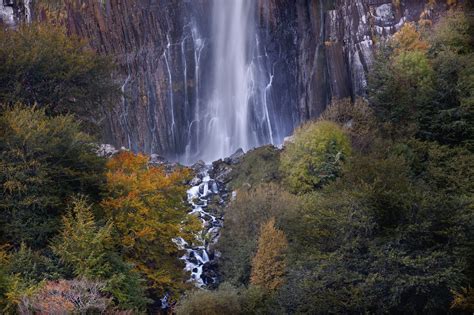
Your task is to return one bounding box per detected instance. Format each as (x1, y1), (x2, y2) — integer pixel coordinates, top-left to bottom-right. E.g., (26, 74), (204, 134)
(1, 0), (454, 160)
(293, 0), (450, 120)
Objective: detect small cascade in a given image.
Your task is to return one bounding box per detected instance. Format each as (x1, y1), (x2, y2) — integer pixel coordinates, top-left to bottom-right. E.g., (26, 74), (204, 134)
(173, 165), (226, 287)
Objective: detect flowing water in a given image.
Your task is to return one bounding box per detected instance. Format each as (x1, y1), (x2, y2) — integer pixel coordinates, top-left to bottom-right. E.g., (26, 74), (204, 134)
(182, 0), (285, 164)
(172, 166), (224, 288)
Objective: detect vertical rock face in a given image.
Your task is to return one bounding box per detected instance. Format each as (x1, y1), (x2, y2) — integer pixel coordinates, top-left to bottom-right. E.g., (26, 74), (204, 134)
(35, 0), (214, 160)
(10, 0), (452, 162)
(293, 0), (449, 120)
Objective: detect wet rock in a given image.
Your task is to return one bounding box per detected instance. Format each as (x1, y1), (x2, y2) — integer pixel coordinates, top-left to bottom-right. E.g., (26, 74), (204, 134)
(191, 160), (207, 173)
(224, 148), (245, 165)
(189, 176), (202, 186)
(149, 153), (167, 164)
(97, 144), (119, 157)
(210, 159), (233, 183)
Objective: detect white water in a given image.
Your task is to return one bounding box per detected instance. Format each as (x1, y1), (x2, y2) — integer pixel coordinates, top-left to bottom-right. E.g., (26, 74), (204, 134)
(172, 167), (223, 288)
(199, 0), (255, 162)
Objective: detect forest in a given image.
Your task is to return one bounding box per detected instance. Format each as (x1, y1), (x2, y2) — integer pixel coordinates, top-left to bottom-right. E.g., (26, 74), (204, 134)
(0, 3), (473, 315)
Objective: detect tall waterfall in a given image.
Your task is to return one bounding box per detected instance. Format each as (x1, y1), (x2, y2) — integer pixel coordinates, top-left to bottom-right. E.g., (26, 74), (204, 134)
(200, 0), (254, 162)
(182, 0), (282, 164)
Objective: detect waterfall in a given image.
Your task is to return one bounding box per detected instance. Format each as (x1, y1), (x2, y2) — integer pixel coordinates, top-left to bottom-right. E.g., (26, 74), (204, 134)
(200, 0), (254, 162)
(181, 0), (282, 164)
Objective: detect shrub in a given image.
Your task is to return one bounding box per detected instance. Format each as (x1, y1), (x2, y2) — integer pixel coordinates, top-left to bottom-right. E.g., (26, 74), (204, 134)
(175, 283), (241, 315)
(228, 145), (281, 190)
(319, 98), (378, 152)
(280, 121), (351, 193)
(19, 279), (111, 314)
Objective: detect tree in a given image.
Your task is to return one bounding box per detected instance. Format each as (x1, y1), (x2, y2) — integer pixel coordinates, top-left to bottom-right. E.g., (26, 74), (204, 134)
(278, 142), (473, 314)
(369, 11), (473, 147)
(101, 151), (200, 296)
(0, 106), (106, 249)
(51, 196), (149, 311)
(217, 184), (300, 286)
(280, 120), (351, 193)
(51, 197), (114, 279)
(392, 23), (429, 54)
(250, 218), (288, 291)
(0, 23), (118, 125)
(319, 97), (378, 152)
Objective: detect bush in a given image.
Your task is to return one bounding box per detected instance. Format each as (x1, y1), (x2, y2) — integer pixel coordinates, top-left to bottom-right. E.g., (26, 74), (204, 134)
(280, 121), (351, 193)
(228, 145), (281, 190)
(19, 279), (112, 314)
(175, 283), (241, 315)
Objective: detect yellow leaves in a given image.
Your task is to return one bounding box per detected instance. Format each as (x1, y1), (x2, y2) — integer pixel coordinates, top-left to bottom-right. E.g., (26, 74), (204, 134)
(105, 151), (149, 174)
(250, 218), (288, 291)
(101, 152), (198, 293)
(451, 287), (474, 312)
(392, 23), (429, 55)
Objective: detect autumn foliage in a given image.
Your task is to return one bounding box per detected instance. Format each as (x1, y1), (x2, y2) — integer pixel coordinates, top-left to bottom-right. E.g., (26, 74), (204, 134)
(101, 152), (200, 295)
(19, 279), (111, 314)
(250, 218), (288, 291)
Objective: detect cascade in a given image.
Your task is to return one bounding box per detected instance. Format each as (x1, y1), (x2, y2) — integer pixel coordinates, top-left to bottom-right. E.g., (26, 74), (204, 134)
(172, 166), (225, 288)
(182, 0), (284, 164)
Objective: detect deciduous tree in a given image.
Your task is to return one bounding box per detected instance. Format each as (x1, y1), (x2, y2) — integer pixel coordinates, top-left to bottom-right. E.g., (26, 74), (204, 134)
(250, 218), (288, 291)
(101, 152), (200, 296)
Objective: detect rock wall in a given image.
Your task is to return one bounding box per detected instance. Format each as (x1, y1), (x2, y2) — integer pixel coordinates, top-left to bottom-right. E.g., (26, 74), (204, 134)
(292, 0), (452, 120)
(2, 0), (455, 161)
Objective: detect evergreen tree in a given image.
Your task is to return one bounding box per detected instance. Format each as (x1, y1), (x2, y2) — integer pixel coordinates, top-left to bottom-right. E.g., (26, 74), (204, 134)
(0, 106), (106, 249)
(51, 196), (150, 311)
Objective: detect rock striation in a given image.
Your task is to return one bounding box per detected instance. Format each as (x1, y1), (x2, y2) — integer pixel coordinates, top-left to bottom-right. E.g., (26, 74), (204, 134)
(2, 0), (456, 162)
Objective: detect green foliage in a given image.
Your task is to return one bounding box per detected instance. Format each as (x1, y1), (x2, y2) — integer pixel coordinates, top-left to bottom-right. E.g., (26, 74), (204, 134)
(369, 10), (473, 147)
(51, 197), (114, 279)
(0, 23), (118, 125)
(319, 97), (378, 152)
(0, 106), (106, 249)
(277, 141), (473, 314)
(280, 120), (351, 193)
(176, 283), (242, 315)
(217, 184), (300, 286)
(6, 244), (63, 285)
(51, 196), (149, 311)
(228, 145), (281, 190)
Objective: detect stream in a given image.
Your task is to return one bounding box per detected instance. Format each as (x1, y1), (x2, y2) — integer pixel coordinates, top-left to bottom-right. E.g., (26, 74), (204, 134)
(172, 165), (226, 288)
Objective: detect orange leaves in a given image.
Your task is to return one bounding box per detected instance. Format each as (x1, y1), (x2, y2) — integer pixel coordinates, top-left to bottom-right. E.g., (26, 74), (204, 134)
(250, 218), (288, 291)
(101, 152), (198, 294)
(392, 23), (429, 55)
(20, 279), (111, 314)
